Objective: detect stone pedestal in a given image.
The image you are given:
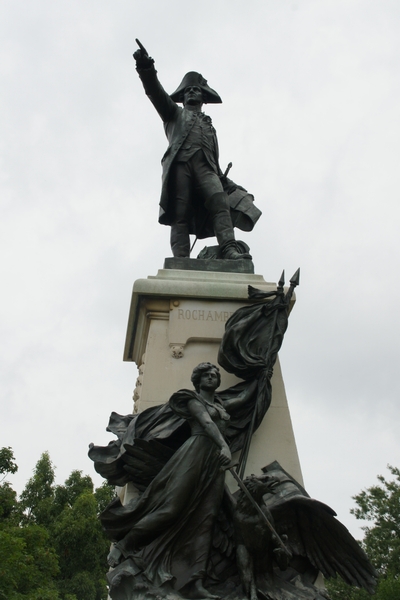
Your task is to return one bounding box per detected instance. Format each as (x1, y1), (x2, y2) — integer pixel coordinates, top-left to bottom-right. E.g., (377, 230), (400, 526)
(123, 267), (303, 490)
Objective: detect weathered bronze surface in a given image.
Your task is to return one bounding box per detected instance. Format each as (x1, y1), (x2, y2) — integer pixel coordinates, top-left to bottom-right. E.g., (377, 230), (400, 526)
(133, 40), (261, 263)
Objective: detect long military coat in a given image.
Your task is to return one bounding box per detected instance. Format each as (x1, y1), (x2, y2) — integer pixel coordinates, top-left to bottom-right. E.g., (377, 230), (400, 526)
(137, 65), (261, 238)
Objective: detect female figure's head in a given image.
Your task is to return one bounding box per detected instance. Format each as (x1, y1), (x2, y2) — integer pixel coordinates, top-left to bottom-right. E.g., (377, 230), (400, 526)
(191, 362), (221, 392)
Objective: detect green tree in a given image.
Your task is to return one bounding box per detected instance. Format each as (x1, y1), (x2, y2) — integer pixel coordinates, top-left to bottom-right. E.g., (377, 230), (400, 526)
(19, 451), (56, 528)
(351, 465), (400, 577)
(0, 449), (114, 600)
(0, 526), (61, 599)
(0, 481), (18, 522)
(94, 480), (116, 513)
(0, 446), (18, 480)
(52, 492), (110, 600)
(53, 470), (94, 517)
(326, 576), (370, 600)
(0, 447), (19, 523)
(326, 466), (400, 600)
(50, 470), (114, 599)
(0, 449), (60, 600)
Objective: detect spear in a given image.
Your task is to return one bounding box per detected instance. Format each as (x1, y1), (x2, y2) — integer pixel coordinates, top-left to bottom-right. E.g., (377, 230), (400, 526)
(285, 267), (300, 305)
(237, 271), (285, 478)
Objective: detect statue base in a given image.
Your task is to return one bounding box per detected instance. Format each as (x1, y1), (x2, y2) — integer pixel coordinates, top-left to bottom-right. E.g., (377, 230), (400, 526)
(163, 257), (254, 274)
(123, 266), (303, 499)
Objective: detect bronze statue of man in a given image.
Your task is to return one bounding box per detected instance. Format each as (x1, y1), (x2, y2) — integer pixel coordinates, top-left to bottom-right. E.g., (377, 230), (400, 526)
(133, 40), (260, 260)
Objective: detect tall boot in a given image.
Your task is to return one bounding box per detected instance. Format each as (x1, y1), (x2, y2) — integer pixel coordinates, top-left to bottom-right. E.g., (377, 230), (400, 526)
(170, 223), (190, 257)
(205, 192), (251, 260)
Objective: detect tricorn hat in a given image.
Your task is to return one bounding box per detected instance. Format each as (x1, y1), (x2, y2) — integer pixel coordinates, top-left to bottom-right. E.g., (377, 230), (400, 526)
(170, 72), (222, 104)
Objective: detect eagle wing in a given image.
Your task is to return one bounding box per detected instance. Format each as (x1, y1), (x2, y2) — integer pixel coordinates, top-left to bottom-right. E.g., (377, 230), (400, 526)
(270, 496), (377, 594)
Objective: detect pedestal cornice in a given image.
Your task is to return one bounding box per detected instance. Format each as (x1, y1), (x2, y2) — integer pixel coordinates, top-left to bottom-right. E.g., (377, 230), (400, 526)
(123, 268), (279, 363)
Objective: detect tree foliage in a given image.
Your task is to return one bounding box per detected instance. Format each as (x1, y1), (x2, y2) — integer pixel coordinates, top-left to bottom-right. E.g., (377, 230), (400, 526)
(326, 465), (400, 600)
(19, 451), (56, 528)
(0, 481), (19, 523)
(0, 448), (115, 600)
(0, 447), (20, 524)
(351, 465), (400, 577)
(52, 492), (110, 598)
(0, 446), (18, 479)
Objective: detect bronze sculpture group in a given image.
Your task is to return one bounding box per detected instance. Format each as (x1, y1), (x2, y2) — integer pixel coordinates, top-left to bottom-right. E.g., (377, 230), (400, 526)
(90, 277), (377, 599)
(90, 357), (377, 599)
(89, 42), (377, 599)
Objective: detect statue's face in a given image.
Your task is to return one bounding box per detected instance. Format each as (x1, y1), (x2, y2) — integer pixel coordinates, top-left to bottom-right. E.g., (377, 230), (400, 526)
(183, 85), (203, 107)
(199, 369), (219, 391)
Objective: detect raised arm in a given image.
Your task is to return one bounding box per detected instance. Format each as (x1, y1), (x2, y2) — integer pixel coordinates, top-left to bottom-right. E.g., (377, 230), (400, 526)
(187, 398), (231, 469)
(133, 39), (178, 123)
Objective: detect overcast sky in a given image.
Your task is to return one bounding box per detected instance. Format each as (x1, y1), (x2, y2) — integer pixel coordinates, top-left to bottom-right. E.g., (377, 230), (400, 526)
(1, 0), (400, 539)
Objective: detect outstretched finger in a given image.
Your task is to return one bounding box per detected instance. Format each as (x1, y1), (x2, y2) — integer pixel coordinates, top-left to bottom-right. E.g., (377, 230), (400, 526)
(135, 38), (148, 55)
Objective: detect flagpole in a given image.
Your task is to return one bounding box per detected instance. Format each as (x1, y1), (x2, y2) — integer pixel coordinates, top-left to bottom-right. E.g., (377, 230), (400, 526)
(229, 467), (291, 558)
(237, 269), (300, 479)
